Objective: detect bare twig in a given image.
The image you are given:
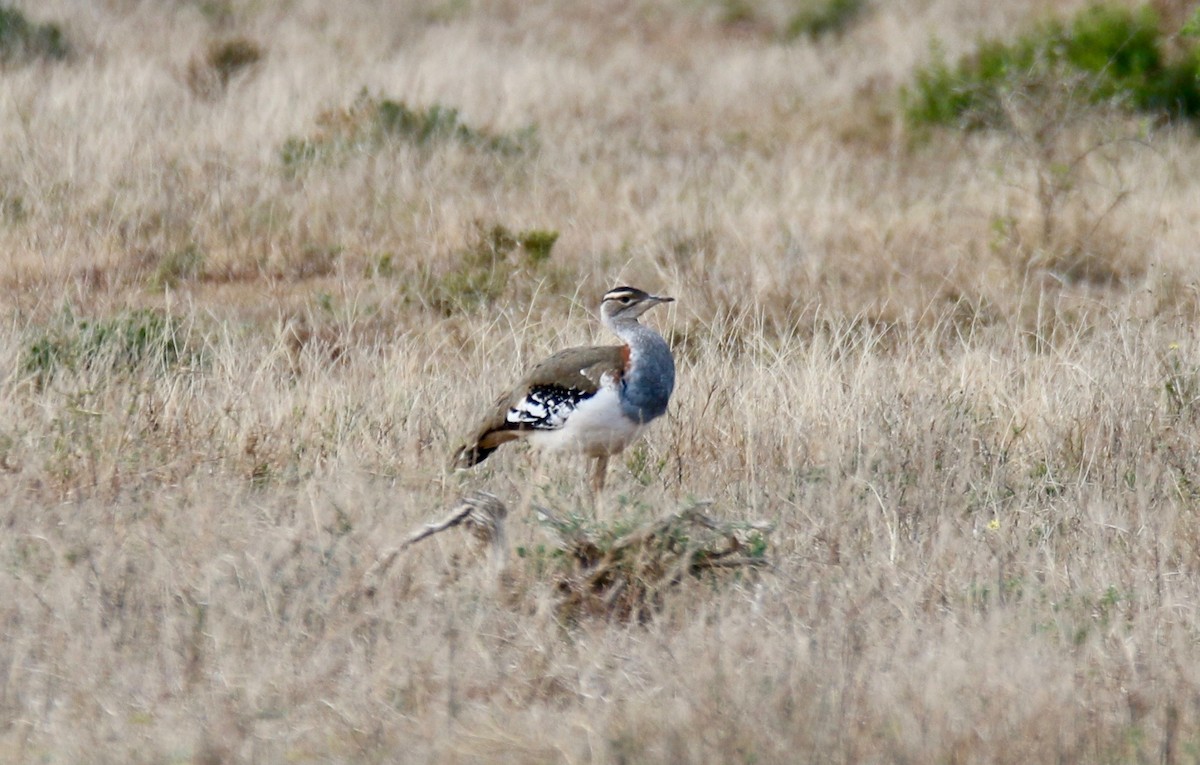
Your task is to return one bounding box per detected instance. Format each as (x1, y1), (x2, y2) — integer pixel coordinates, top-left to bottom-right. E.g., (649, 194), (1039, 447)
(360, 491), (509, 595)
(400, 490), (507, 550)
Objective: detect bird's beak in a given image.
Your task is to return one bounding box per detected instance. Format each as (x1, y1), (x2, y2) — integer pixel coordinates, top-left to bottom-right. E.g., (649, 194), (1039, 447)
(652, 295), (675, 304)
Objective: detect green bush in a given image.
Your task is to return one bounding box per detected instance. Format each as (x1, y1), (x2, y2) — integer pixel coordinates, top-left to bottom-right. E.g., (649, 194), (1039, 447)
(22, 309), (195, 385)
(187, 36), (264, 97)
(903, 4), (1200, 130)
(1185, 7), (1200, 38)
(0, 5), (68, 64)
(152, 244), (206, 288)
(425, 223), (559, 315)
(376, 100), (470, 145)
(515, 229), (559, 265)
(784, 0), (867, 40)
(1, 192), (25, 223)
(280, 91), (535, 172)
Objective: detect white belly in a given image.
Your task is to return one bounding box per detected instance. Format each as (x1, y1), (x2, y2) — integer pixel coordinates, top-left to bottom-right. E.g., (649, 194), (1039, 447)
(526, 385), (644, 458)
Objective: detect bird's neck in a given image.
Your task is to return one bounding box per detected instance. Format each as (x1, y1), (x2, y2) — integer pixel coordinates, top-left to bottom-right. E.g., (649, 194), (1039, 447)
(604, 316), (641, 344)
(606, 319), (675, 423)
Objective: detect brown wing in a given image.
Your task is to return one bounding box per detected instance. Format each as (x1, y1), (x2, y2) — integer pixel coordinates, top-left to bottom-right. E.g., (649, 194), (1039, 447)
(452, 345), (626, 468)
(518, 345), (626, 392)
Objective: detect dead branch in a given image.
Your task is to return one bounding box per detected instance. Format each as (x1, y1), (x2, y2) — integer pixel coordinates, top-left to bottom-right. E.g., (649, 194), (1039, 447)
(536, 498), (774, 621)
(360, 491), (509, 595)
(400, 490), (507, 550)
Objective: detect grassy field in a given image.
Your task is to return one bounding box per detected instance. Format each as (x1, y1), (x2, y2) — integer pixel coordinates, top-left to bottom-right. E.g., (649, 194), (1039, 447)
(4, 0), (1200, 762)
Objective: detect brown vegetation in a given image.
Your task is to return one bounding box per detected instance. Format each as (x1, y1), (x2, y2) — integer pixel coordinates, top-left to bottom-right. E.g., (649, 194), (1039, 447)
(3, 0), (1200, 762)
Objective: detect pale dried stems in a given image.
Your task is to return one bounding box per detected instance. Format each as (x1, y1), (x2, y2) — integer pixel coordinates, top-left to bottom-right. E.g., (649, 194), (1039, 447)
(3, 0), (1200, 762)
(5, 0), (1193, 323)
(5, 285), (1200, 762)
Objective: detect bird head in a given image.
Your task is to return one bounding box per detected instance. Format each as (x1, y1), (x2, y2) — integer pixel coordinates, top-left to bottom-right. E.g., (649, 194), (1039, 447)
(599, 286), (674, 324)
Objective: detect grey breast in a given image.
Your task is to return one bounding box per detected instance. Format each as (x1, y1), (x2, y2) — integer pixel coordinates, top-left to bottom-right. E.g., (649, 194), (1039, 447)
(619, 328), (674, 424)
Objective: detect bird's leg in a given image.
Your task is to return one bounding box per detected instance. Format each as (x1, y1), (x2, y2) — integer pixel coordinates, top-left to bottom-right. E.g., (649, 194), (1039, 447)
(590, 455), (609, 516)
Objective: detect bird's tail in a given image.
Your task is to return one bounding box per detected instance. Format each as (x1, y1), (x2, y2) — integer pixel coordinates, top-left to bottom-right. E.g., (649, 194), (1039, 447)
(451, 425), (523, 470)
(452, 442), (495, 469)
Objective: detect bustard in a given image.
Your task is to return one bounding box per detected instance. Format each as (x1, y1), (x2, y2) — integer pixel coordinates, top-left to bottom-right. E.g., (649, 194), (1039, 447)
(453, 286), (676, 493)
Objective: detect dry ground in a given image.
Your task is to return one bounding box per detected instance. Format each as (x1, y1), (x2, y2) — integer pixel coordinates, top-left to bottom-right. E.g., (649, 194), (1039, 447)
(4, 0), (1200, 762)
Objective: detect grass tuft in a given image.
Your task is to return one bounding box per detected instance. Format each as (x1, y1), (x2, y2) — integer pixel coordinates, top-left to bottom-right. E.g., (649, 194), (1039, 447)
(280, 91), (535, 172)
(21, 308), (196, 386)
(784, 0), (868, 40)
(0, 5), (68, 65)
(422, 222), (561, 315)
(187, 36), (264, 97)
(151, 243), (206, 288)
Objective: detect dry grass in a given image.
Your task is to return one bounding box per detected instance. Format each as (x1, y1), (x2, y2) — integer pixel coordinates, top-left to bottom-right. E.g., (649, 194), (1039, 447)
(4, 0), (1200, 762)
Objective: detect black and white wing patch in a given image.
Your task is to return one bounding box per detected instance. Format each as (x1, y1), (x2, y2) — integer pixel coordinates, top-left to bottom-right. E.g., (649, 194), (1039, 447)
(505, 385), (591, 431)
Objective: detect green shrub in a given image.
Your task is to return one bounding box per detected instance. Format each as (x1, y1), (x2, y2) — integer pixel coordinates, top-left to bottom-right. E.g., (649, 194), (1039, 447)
(195, 0), (235, 26)
(1, 192), (25, 223)
(1185, 7), (1200, 38)
(375, 100), (469, 144)
(903, 4), (1200, 130)
(716, 0), (869, 40)
(784, 0), (867, 40)
(280, 91), (535, 172)
(152, 244), (206, 288)
(717, 0), (755, 27)
(425, 223), (559, 315)
(279, 136), (319, 168)
(516, 229), (559, 265)
(187, 36), (264, 97)
(0, 5), (68, 64)
(22, 308), (195, 386)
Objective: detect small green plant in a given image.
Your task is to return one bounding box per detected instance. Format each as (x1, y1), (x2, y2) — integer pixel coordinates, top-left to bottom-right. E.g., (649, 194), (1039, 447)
(279, 135), (319, 168)
(1184, 7), (1200, 38)
(195, 0), (235, 26)
(424, 222), (559, 315)
(1, 191), (25, 223)
(366, 252), (396, 278)
(21, 308), (195, 386)
(625, 442), (668, 486)
(516, 229), (559, 265)
(903, 4), (1200, 130)
(187, 36), (264, 97)
(784, 0), (867, 40)
(1162, 342), (1199, 417)
(152, 244), (206, 288)
(280, 91), (535, 172)
(714, 0), (869, 40)
(515, 543), (569, 577)
(375, 100), (470, 145)
(716, 0), (756, 27)
(0, 5), (69, 65)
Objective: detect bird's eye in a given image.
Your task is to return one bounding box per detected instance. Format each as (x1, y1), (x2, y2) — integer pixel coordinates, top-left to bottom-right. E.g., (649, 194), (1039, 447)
(619, 296), (632, 304)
